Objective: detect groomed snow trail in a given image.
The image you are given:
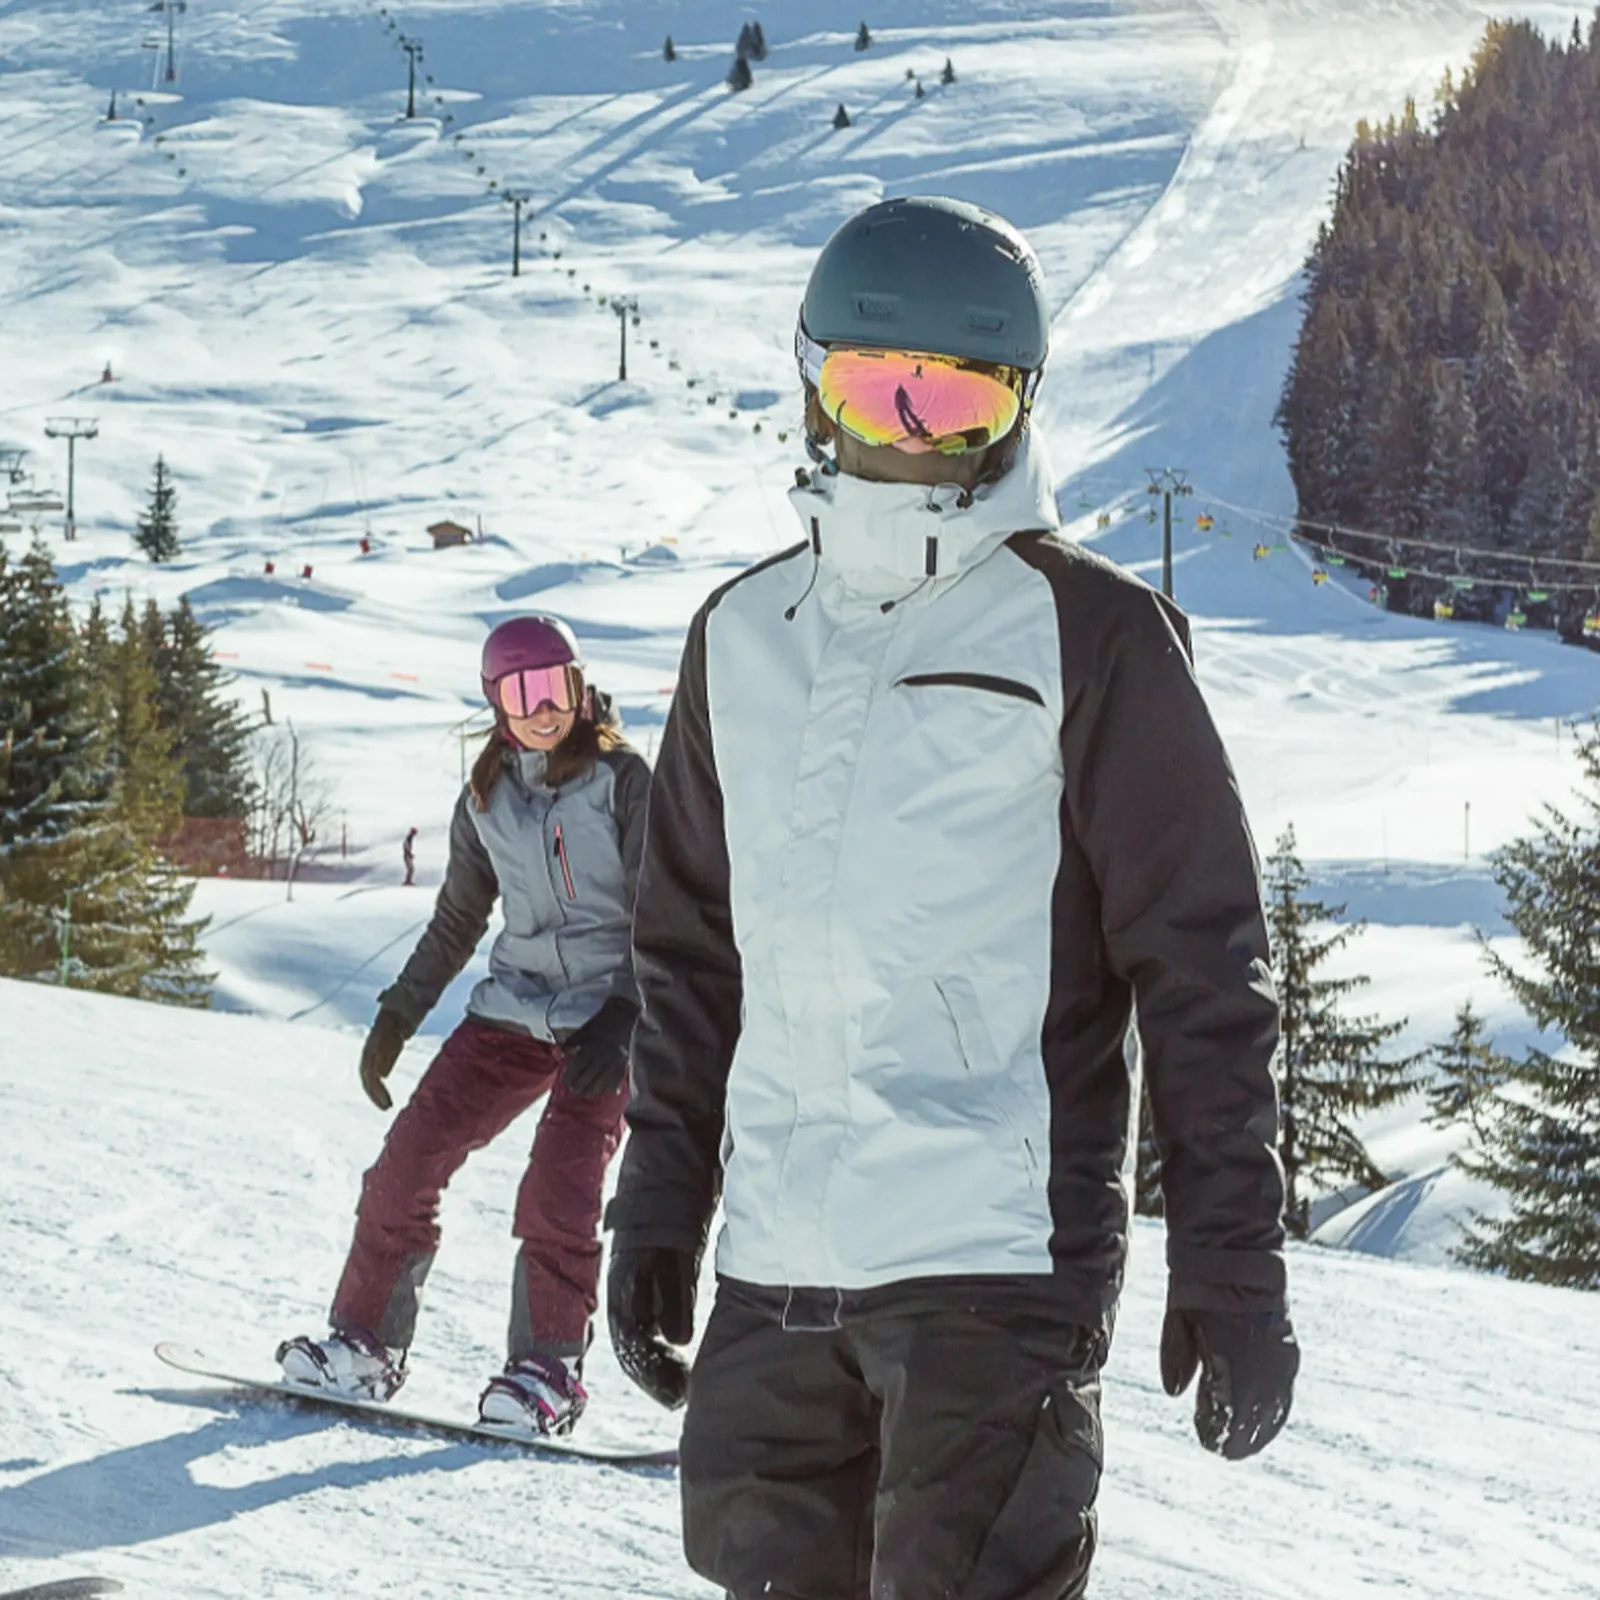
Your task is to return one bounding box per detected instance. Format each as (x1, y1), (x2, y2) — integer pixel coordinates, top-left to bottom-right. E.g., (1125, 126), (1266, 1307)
(2, 980), (1598, 1598)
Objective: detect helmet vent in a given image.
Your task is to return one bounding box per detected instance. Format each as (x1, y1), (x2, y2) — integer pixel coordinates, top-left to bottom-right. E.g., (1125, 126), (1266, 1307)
(967, 309), (1005, 333)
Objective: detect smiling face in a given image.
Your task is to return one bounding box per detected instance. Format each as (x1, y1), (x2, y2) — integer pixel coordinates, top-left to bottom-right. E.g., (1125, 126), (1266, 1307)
(506, 703), (577, 751)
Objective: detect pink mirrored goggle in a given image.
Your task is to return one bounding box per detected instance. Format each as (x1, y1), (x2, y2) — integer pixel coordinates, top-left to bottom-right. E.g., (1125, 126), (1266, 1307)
(492, 663), (583, 718)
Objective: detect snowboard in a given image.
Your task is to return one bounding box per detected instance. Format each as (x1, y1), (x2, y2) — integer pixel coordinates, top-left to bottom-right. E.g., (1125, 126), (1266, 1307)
(0, 1583), (124, 1599)
(153, 1343), (678, 1469)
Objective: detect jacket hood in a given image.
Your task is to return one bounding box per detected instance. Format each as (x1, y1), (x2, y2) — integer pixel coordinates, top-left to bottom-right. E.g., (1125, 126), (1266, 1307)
(786, 427), (1060, 604)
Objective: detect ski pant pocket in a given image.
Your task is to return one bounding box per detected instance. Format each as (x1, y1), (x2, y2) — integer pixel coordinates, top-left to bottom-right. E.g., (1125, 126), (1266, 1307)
(957, 1372), (1103, 1600)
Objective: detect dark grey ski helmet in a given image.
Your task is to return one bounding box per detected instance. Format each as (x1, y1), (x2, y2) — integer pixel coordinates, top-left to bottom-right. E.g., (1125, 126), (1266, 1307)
(798, 196), (1050, 374)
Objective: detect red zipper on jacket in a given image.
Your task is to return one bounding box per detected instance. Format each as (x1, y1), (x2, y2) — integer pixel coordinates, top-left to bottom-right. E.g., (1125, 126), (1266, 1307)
(553, 823), (577, 901)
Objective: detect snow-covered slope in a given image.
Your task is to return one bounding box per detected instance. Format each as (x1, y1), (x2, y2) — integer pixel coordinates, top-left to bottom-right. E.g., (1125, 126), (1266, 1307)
(4, 0), (1600, 1588)
(2, 976), (1597, 1599)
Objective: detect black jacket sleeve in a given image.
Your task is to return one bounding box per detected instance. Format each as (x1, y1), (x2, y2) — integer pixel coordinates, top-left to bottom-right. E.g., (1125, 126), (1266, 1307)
(605, 607), (741, 1254)
(378, 788), (499, 1034)
(600, 746), (654, 1009)
(1056, 560), (1286, 1311)
(608, 748), (652, 913)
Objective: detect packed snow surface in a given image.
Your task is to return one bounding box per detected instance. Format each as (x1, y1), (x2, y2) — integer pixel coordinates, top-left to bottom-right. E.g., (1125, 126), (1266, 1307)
(4, 0), (1600, 1593)
(3, 979), (1599, 1600)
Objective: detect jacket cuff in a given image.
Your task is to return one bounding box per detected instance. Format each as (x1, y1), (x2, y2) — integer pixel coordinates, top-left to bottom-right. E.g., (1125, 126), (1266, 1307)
(1166, 1242), (1287, 1309)
(375, 984), (425, 1037)
(603, 1191), (712, 1256)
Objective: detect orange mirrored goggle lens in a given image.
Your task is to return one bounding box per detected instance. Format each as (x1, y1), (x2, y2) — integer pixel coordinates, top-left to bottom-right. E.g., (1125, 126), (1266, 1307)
(817, 347), (1023, 457)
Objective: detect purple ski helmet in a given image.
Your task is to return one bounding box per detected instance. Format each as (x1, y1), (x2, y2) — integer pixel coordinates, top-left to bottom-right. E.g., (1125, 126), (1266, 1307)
(481, 615), (587, 719)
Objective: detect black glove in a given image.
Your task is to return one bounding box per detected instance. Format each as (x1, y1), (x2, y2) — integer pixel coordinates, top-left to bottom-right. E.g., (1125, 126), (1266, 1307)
(1160, 1305), (1299, 1461)
(607, 1245), (696, 1410)
(359, 1009), (411, 1111)
(562, 998), (638, 1098)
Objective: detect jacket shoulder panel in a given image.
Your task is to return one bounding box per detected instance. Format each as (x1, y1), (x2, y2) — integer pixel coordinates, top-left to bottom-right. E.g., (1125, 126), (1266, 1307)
(1004, 531), (1193, 660)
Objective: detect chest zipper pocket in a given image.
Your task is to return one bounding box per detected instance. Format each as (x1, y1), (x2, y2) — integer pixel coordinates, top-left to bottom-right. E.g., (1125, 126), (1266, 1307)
(553, 823), (578, 901)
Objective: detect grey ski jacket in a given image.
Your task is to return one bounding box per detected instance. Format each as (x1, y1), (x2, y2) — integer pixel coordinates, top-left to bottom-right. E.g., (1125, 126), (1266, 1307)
(609, 432), (1287, 1324)
(379, 740), (651, 1041)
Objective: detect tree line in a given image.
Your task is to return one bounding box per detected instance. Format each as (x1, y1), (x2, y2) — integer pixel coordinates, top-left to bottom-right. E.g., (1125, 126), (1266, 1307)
(1278, 18), (1600, 634)
(0, 541), (254, 1003)
(1136, 759), (1600, 1291)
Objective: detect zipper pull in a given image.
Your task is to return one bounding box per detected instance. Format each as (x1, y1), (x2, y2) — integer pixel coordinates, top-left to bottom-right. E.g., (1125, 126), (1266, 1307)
(553, 822), (577, 901)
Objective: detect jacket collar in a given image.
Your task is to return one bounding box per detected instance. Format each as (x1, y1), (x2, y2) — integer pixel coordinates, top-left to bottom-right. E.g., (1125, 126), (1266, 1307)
(510, 747), (550, 791)
(786, 428), (1060, 605)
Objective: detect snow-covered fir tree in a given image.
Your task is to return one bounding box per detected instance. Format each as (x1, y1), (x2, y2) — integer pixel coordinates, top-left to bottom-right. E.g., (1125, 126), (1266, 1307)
(663, 35), (676, 63)
(941, 56), (956, 85)
(833, 103), (851, 129)
(728, 53), (753, 92)
(1267, 825), (1419, 1237)
(135, 454), (181, 563)
(855, 21), (871, 51)
(1460, 730), (1600, 1288)
(748, 21), (767, 61)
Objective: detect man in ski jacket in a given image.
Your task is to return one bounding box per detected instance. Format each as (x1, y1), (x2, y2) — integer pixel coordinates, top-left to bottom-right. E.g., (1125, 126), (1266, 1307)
(607, 196), (1298, 1599)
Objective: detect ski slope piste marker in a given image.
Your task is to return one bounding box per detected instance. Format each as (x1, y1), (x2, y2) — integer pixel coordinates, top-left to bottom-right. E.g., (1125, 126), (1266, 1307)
(0, 1581), (124, 1599)
(153, 1343), (679, 1468)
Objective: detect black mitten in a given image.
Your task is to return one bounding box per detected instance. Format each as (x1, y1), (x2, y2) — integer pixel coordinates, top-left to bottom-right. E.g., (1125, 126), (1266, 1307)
(1160, 1305), (1299, 1460)
(606, 1245), (697, 1410)
(562, 998), (638, 1098)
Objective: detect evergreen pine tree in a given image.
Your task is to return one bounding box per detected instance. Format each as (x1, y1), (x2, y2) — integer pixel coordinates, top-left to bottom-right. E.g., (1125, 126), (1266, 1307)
(737, 22), (753, 57)
(728, 53), (753, 92)
(941, 57), (956, 85)
(855, 21), (871, 52)
(833, 103), (851, 129)
(749, 22), (767, 61)
(135, 455), (181, 563)
(1422, 357), (1490, 548)
(1471, 312), (1528, 541)
(663, 35), (676, 63)
(1426, 1000), (1509, 1142)
(0, 541), (208, 1003)
(105, 595), (183, 844)
(1267, 826), (1420, 1238)
(155, 598), (254, 820)
(1458, 730), (1600, 1287)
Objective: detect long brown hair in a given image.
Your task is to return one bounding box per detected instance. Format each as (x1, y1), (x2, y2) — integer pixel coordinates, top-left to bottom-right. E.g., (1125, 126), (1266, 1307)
(471, 703), (625, 810)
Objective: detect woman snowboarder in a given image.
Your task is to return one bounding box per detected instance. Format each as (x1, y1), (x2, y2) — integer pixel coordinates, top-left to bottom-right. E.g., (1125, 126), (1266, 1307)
(279, 614), (650, 1436)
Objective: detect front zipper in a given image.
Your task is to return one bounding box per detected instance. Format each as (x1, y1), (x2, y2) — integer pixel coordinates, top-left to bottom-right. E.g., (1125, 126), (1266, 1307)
(553, 823), (577, 901)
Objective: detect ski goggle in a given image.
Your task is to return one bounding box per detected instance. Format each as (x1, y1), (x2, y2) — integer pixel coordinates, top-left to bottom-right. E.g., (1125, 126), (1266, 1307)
(491, 663), (583, 718)
(797, 325), (1025, 456)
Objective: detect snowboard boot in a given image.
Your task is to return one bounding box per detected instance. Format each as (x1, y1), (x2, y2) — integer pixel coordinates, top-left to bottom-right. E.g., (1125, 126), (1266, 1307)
(276, 1327), (406, 1401)
(477, 1353), (588, 1436)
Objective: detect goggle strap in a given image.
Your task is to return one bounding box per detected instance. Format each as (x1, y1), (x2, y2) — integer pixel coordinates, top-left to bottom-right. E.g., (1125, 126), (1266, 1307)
(796, 319), (827, 389)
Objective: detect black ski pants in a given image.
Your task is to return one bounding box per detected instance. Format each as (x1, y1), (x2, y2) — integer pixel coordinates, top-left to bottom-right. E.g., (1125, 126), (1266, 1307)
(681, 1277), (1106, 1600)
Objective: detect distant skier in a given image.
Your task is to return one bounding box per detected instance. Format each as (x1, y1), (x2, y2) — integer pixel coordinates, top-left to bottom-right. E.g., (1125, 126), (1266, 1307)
(279, 615), (650, 1437)
(606, 197), (1297, 1596)
(402, 826), (417, 886)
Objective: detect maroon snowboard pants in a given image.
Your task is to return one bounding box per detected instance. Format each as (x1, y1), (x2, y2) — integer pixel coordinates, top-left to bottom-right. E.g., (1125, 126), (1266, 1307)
(331, 1016), (627, 1359)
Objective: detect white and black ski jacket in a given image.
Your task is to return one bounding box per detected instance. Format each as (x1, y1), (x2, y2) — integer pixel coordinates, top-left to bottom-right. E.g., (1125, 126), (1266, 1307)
(610, 434), (1286, 1321)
